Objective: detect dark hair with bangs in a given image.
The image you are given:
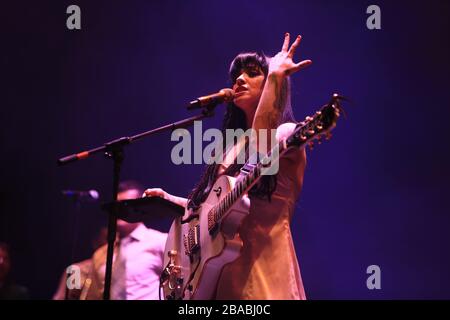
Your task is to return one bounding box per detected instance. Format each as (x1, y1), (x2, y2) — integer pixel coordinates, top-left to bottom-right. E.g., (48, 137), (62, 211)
(187, 52), (296, 209)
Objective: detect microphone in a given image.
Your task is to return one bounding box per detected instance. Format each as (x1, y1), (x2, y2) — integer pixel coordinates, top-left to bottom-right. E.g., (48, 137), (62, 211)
(188, 88), (235, 110)
(62, 189), (100, 202)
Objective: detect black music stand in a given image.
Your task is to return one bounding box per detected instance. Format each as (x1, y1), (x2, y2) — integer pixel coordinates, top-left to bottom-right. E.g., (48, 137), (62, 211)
(101, 197), (184, 228)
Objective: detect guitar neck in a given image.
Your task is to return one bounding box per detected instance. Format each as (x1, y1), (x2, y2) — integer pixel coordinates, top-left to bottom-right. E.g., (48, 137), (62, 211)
(207, 94), (343, 233)
(208, 139), (292, 233)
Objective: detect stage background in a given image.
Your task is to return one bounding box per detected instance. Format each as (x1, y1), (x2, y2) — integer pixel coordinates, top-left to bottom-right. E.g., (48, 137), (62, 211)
(2, 0), (450, 299)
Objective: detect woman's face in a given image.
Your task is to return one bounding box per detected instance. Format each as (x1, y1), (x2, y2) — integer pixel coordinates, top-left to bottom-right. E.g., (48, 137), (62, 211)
(232, 65), (265, 114)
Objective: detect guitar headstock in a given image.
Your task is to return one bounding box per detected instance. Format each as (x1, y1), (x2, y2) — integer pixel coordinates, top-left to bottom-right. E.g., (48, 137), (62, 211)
(286, 93), (346, 149)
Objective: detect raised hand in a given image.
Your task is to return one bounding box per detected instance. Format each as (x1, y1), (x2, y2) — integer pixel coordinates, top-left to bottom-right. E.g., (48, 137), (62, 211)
(268, 33), (312, 77)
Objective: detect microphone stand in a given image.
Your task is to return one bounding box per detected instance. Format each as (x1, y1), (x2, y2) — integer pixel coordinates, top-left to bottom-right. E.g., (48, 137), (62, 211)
(57, 105), (218, 300)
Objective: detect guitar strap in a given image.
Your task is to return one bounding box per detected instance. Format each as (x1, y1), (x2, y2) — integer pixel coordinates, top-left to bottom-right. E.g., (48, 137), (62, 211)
(236, 151), (262, 186)
(238, 162), (256, 178)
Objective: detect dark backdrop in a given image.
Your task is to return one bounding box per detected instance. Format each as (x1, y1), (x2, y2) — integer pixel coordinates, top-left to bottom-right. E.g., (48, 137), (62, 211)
(2, 0), (450, 299)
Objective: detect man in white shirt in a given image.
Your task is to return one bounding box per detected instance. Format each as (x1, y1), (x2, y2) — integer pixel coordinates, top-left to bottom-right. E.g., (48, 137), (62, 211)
(87, 180), (168, 300)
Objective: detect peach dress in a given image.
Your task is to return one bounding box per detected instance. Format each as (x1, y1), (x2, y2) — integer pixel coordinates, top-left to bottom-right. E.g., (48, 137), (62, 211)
(215, 146), (307, 300)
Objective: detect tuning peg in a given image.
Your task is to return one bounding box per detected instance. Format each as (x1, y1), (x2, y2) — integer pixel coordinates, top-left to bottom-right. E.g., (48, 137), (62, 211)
(307, 129), (315, 135)
(316, 135), (322, 145)
(305, 116), (313, 122)
(315, 124), (323, 131)
(308, 141), (314, 150)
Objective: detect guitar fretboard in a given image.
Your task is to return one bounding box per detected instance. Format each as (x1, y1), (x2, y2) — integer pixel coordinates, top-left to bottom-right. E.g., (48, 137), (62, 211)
(207, 140), (287, 233)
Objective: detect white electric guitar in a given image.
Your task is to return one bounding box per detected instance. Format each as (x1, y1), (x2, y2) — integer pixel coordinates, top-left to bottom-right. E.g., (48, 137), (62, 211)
(161, 94), (345, 300)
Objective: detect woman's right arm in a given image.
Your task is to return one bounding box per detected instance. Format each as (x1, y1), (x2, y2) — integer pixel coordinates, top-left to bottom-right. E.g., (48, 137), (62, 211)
(143, 188), (188, 208)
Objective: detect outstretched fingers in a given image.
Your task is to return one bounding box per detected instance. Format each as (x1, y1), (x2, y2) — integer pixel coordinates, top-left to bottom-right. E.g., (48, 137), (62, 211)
(281, 32), (290, 52)
(291, 59), (313, 73)
(288, 35), (302, 58)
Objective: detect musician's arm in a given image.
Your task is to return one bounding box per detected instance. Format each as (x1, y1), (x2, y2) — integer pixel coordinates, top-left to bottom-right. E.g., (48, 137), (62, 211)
(252, 72), (284, 132)
(166, 194), (188, 208)
(251, 33), (311, 149)
(143, 188), (187, 208)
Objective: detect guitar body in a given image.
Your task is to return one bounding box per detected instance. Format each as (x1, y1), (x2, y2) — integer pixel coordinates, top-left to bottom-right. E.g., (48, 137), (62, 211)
(162, 175), (250, 300)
